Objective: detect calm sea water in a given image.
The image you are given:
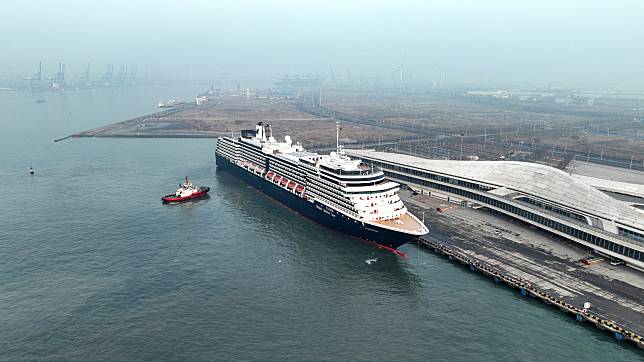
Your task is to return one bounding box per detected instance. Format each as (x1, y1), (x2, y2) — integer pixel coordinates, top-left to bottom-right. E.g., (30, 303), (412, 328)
(0, 86), (641, 361)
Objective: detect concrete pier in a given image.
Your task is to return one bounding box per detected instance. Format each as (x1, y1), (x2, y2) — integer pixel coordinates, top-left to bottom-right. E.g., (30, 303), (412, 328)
(401, 191), (644, 348)
(417, 236), (643, 347)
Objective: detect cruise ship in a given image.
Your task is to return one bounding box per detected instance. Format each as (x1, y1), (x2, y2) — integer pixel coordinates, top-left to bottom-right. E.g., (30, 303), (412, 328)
(215, 122), (429, 249)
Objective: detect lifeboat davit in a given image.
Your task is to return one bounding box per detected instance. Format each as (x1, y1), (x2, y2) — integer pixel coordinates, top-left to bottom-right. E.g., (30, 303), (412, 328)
(162, 176), (210, 203)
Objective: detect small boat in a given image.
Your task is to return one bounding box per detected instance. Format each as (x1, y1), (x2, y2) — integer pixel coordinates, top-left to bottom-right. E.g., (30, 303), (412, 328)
(35, 99), (46, 104)
(162, 176), (210, 203)
(157, 99), (185, 108)
(29, 166), (34, 175)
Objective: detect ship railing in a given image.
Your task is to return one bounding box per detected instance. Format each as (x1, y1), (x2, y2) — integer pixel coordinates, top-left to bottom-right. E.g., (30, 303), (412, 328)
(332, 166), (382, 176)
(316, 198), (359, 218)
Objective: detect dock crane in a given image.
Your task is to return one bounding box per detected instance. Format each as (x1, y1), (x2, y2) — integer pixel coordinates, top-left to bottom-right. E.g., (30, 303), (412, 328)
(49, 62), (65, 90)
(75, 62), (91, 87)
(24, 61), (42, 89)
(101, 64), (113, 84)
(76, 62), (90, 80)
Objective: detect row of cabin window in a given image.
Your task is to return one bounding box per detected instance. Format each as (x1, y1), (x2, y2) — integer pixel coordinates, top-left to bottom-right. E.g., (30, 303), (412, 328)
(372, 215), (402, 221)
(307, 180), (356, 210)
(309, 174), (345, 192)
(352, 192), (395, 201)
(216, 143), (237, 155)
(315, 172), (391, 195)
(217, 144), (236, 153)
(309, 193), (359, 217)
(368, 206), (404, 214)
(309, 175), (400, 211)
(363, 198), (402, 208)
(267, 164), (304, 183)
(317, 166), (384, 183)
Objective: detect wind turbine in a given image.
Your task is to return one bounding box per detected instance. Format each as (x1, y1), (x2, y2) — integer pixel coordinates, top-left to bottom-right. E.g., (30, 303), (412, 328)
(389, 54), (406, 92)
(400, 54), (406, 92)
(433, 61), (455, 89)
(77, 62), (90, 80)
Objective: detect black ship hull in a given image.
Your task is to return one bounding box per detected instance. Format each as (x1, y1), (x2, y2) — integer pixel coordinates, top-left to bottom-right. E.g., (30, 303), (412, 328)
(216, 154), (418, 249)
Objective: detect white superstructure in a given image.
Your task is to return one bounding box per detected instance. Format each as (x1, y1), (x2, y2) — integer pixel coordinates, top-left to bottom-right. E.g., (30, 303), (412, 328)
(216, 122), (428, 237)
(175, 177), (199, 197)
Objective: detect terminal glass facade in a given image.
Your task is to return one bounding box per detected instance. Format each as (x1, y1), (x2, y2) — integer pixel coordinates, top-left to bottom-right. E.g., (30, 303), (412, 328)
(366, 160), (643, 263)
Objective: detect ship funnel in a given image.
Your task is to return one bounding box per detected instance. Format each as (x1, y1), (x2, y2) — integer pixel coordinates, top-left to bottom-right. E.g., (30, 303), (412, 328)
(266, 124), (273, 139)
(255, 122), (265, 141)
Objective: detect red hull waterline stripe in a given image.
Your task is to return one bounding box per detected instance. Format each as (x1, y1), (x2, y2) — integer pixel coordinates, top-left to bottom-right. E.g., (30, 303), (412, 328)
(365, 239), (408, 258)
(163, 191), (208, 202)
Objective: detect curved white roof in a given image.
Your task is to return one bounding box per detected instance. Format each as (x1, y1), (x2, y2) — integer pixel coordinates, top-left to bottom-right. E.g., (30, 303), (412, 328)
(572, 174), (644, 199)
(347, 149), (644, 231)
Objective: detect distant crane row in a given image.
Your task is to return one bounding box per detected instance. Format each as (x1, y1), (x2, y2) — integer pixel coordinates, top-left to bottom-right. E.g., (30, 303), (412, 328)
(326, 55), (452, 91)
(24, 61), (137, 90)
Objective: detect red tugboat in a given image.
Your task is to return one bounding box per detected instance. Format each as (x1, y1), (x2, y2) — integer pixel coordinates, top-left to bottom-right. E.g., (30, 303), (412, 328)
(162, 177), (210, 203)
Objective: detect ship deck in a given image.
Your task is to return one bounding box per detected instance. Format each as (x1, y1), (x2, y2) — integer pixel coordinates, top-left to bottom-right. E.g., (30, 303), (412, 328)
(373, 213), (424, 233)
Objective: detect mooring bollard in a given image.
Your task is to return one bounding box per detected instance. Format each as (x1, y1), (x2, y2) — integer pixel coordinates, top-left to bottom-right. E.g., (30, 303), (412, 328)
(418, 238), (644, 348)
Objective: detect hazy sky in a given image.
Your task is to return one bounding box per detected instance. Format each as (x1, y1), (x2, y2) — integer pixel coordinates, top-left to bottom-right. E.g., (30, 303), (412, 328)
(2, 0), (643, 89)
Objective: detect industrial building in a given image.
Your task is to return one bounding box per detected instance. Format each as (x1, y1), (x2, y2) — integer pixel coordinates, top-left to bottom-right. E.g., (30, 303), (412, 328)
(195, 95), (208, 106)
(346, 149), (644, 270)
(275, 74), (322, 90)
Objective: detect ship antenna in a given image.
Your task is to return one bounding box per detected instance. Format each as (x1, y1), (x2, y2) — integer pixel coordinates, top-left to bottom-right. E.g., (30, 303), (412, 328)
(336, 121), (339, 153)
(336, 121), (343, 155)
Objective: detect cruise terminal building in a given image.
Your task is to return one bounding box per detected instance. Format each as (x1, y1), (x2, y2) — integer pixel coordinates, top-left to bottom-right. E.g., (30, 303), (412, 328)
(346, 149), (644, 270)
